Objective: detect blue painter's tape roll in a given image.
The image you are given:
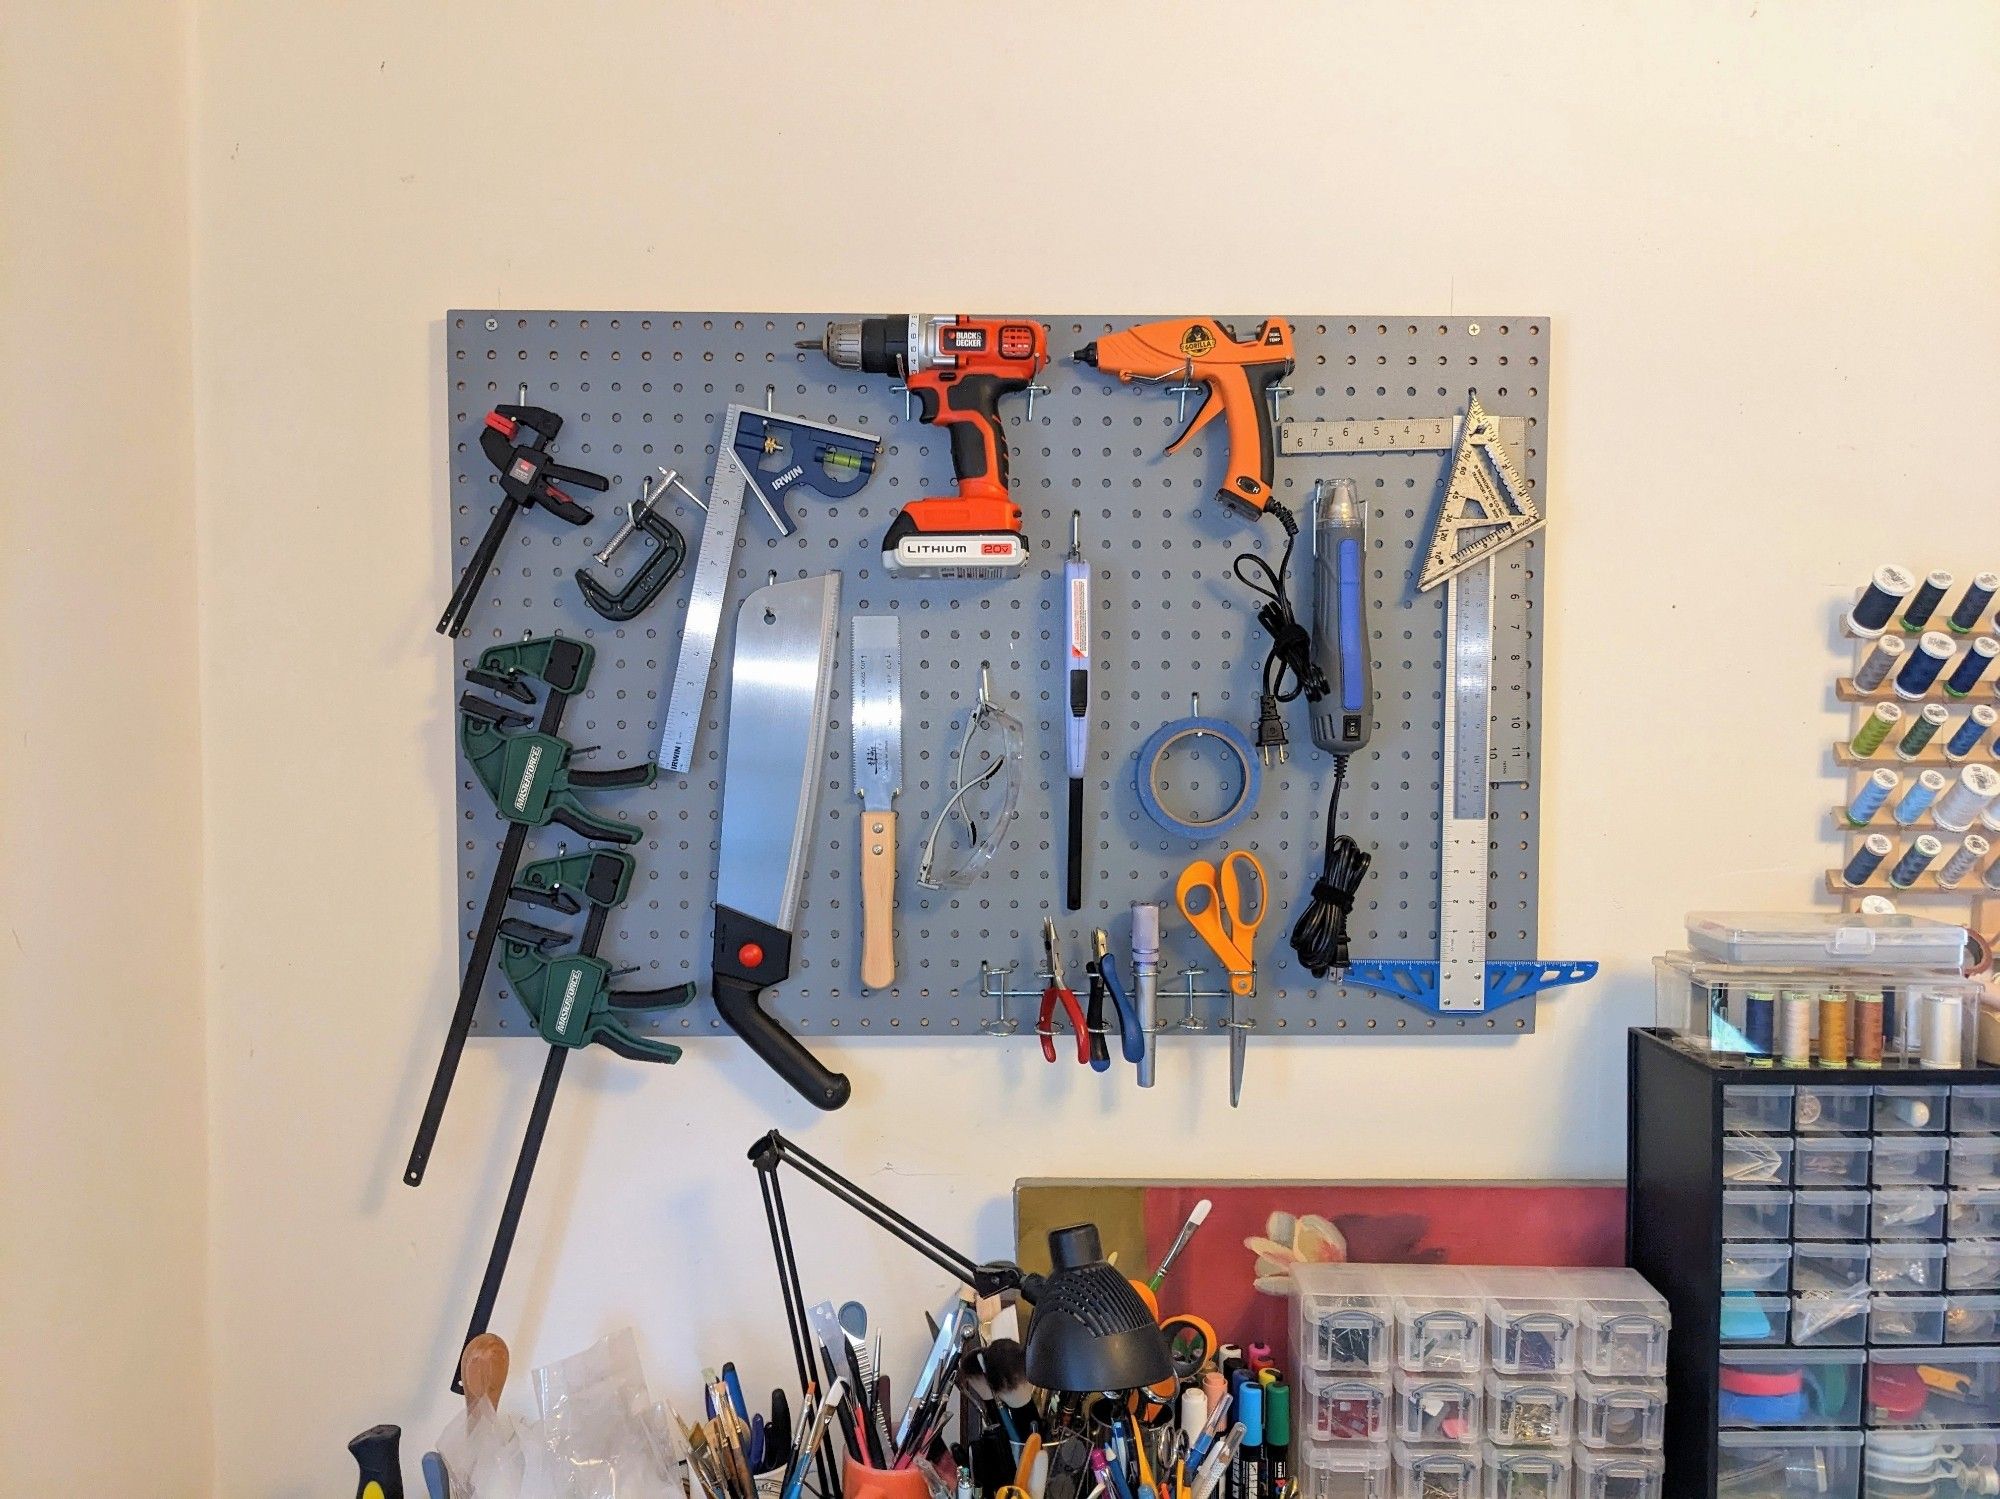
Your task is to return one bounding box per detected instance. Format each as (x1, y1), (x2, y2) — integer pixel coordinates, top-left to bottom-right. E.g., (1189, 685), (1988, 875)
(1135, 716), (1262, 840)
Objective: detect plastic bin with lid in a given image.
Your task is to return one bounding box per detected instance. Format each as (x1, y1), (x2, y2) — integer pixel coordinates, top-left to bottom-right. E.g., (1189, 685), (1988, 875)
(1863, 1428), (2000, 1499)
(1871, 1187), (1946, 1241)
(1792, 1289), (1870, 1347)
(1393, 1266), (1486, 1374)
(1725, 1133), (1795, 1186)
(1949, 1240), (2000, 1292)
(1719, 1348), (1866, 1427)
(1300, 1441), (1390, 1499)
(1572, 1269), (1669, 1378)
(1571, 1447), (1663, 1499)
(1796, 1083), (1874, 1135)
(1869, 1295), (1946, 1345)
(1393, 1443), (1479, 1499)
(1304, 1369), (1391, 1442)
(1796, 1136), (1872, 1189)
(1295, 1264), (1395, 1375)
(1719, 1431), (1863, 1499)
(1392, 1371), (1480, 1446)
(1948, 1294), (2000, 1342)
(1865, 1347), (2000, 1427)
(1484, 1284), (1577, 1377)
(1724, 1084), (1794, 1134)
(1686, 911), (1967, 969)
(1572, 1372), (1665, 1450)
(1482, 1373), (1571, 1448)
(1720, 1293), (1790, 1345)
(1796, 1189), (1871, 1241)
(1724, 1188), (1793, 1241)
(1870, 1241), (1947, 1295)
(1951, 1189), (2000, 1239)
(1723, 1243), (1793, 1295)
(1794, 1242), (1870, 1295)
(1874, 1136), (1948, 1187)
(1954, 1084), (2000, 1134)
(1874, 1084), (1949, 1134)
(1481, 1444), (1567, 1499)
(1953, 1137), (2000, 1188)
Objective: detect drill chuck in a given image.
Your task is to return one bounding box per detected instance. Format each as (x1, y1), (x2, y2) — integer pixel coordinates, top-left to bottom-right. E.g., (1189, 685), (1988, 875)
(808, 319), (867, 371)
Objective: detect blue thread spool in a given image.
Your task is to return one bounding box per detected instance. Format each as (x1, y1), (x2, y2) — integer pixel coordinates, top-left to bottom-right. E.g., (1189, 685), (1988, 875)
(1844, 833), (1894, 886)
(1946, 704), (1998, 761)
(1903, 570), (1954, 631)
(1854, 635), (1906, 693)
(1848, 565), (1916, 639)
(1895, 632), (1955, 698)
(1847, 768), (1899, 826)
(1952, 572), (1999, 634)
(1947, 636), (2000, 698)
(1888, 834), (1943, 889)
(1898, 704), (1950, 760)
(1894, 769), (1947, 824)
(1743, 989), (1776, 1060)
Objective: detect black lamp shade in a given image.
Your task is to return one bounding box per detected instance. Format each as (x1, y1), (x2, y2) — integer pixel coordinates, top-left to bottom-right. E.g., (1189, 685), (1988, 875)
(1023, 1223), (1174, 1393)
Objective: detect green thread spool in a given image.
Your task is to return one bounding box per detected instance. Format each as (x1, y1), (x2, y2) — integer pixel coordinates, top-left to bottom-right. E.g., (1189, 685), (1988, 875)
(1898, 703), (1951, 760)
(1852, 702), (1902, 757)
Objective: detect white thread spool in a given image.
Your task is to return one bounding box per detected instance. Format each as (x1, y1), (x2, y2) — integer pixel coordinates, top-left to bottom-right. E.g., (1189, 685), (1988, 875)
(1937, 762), (2000, 831)
(1937, 834), (1991, 889)
(1922, 992), (1965, 1069)
(1859, 895), (1898, 914)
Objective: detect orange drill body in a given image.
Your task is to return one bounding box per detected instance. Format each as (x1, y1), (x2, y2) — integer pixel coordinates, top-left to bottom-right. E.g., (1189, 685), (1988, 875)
(804, 314), (1048, 575)
(1076, 317), (1295, 517)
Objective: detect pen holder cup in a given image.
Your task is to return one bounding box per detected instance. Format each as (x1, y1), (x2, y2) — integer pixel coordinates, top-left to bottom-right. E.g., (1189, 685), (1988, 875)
(844, 1457), (932, 1499)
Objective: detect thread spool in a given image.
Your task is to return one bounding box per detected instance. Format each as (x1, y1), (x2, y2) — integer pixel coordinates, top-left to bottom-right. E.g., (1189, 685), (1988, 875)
(1935, 763), (2000, 831)
(1922, 992), (1965, 1069)
(1952, 572), (2000, 634)
(1851, 703), (1902, 757)
(1895, 632), (1956, 699)
(1779, 990), (1814, 1066)
(1986, 857), (2000, 893)
(1936, 833), (1991, 889)
(1846, 767), (1899, 826)
(1897, 704), (1951, 760)
(1859, 894), (1898, 914)
(1818, 991), (1852, 1068)
(1853, 635), (1907, 692)
(1947, 704), (1998, 761)
(1853, 991), (1885, 1069)
(1982, 793), (2000, 834)
(1903, 570), (1954, 631)
(1843, 833), (1894, 886)
(1888, 833), (1943, 888)
(1848, 565), (1917, 639)
(1882, 985), (1903, 1057)
(1743, 988), (1776, 1062)
(1948, 636), (2000, 698)
(1893, 769), (1947, 825)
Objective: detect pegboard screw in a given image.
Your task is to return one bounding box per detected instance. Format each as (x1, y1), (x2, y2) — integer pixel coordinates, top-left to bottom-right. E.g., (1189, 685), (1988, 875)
(1166, 360), (1200, 424)
(1266, 383), (1293, 426)
(1023, 381), (1050, 421)
(517, 382), (528, 407)
(1467, 323), (1482, 336)
(890, 383), (914, 422)
(484, 317), (498, 331)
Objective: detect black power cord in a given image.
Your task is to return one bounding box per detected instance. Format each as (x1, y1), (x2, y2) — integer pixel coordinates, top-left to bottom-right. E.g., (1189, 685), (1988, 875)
(1232, 499), (1325, 764)
(1289, 754), (1372, 978)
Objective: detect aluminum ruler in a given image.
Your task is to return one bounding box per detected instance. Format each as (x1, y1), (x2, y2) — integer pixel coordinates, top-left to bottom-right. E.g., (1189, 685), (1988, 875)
(1284, 410), (1535, 1011)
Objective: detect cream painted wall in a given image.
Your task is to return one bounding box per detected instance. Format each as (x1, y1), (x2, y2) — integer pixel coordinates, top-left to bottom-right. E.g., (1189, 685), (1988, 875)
(1, 3), (210, 1494)
(183, 2), (2000, 1491)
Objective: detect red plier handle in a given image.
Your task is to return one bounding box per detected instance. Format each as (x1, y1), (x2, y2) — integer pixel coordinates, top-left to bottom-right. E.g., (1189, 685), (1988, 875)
(1038, 981), (1089, 1065)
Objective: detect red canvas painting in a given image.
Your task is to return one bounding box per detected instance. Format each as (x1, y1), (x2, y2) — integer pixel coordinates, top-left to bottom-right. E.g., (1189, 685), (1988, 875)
(1015, 1180), (1624, 1362)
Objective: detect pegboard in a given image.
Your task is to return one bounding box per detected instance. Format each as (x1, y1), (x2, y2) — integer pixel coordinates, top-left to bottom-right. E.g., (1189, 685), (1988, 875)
(445, 312), (1553, 1042)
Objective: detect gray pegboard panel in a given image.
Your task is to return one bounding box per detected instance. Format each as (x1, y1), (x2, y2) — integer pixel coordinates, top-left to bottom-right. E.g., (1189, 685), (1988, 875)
(445, 312), (1551, 1042)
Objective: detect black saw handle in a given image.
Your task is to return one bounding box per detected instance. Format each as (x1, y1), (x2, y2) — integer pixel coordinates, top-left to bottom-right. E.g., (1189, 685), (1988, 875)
(712, 906), (850, 1110)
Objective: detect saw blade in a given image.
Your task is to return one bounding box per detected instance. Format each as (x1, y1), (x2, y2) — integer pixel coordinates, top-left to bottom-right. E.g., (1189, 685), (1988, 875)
(849, 616), (902, 813)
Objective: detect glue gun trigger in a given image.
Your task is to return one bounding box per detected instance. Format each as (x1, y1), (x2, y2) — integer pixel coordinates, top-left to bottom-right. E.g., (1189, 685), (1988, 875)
(1164, 380), (1223, 457)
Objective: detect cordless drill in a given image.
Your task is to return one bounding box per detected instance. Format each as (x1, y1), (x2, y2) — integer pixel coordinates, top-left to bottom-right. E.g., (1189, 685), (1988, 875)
(800, 315), (1048, 576)
(1074, 316), (1295, 518)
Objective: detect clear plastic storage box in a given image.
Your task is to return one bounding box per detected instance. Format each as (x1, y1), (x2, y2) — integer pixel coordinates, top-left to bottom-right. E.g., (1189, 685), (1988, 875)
(1483, 1373), (1572, 1447)
(1724, 1135), (1795, 1186)
(1796, 1137), (1873, 1189)
(1305, 1368), (1391, 1442)
(1796, 1189), (1871, 1241)
(1794, 1242), (1870, 1294)
(1719, 1348), (1867, 1427)
(1869, 1295), (1946, 1345)
(1481, 1443), (1568, 1499)
(1869, 1241), (1947, 1295)
(1724, 1188), (1794, 1240)
(1395, 1268), (1487, 1374)
(1797, 1084), (1875, 1134)
(1719, 1293), (1790, 1345)
(1949, 1295), (2000, 1342)
(1393, 1372), (1480, 1445)
(1949, 1240), (2000, 1292)
(1870, 1187), (1946, 1241)
(1792, 1289), (1870, 1347)
(1953, 1137), (2000, 1188)
(1863, 1428), (2000, 1499)
(1654, 952), (1982, 1062)
(1571, 1447), (1663, 1499)
(1394, 1444), (1479, 1499)
(1873, 1085), (1949, 1133)
(1296, 1264), (1395, 1375)
(1864, 1347), (2000, 1427)
(1874, 1136), (1949, 1187)
(1955, 1085), (2000, 1134)
(1724, 1084), (1795, 1134)
(1722, 1243), (1793, 1295)
(1573, 1372), (1666, 1450)
(1720, 1431), (1863, 1499)
(1685, 912), (1967, 969)
(1302, 1441), (1391, 1499)
(1951, 1189), (2000, 1239)
(1574, 1272), (1671, 1377)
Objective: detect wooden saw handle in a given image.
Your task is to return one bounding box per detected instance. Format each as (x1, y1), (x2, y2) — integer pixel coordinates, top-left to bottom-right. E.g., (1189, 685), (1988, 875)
(860, 810), (897, 990)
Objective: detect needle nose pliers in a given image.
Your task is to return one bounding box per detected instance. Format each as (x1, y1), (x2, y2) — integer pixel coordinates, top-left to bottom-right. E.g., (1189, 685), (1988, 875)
(1038, 917), (1089, 1064)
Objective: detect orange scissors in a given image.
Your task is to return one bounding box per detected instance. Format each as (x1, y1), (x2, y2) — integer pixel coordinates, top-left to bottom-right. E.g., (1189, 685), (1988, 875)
(1175, 852), (1265, 995)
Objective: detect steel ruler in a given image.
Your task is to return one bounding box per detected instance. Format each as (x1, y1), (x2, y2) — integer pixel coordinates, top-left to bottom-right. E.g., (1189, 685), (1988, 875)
(1285, 409), (1537, 1011)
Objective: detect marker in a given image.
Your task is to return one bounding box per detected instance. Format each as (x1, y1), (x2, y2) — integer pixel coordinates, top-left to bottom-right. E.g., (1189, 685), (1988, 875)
(1262, 1384), (1289, 1499)
(1227, 1384), (1262, 1499)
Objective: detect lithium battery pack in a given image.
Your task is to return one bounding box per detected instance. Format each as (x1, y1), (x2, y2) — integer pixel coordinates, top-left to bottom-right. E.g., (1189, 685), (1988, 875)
(880, 509), (1028, 577)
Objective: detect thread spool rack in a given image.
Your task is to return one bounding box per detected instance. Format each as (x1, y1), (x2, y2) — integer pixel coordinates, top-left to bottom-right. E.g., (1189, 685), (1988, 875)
(1827, 568), (2000, 928)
